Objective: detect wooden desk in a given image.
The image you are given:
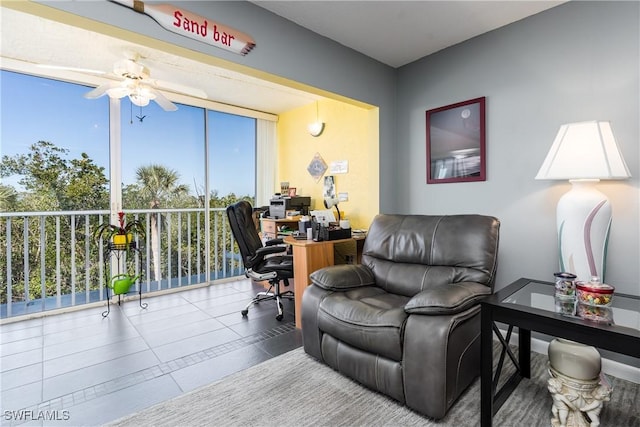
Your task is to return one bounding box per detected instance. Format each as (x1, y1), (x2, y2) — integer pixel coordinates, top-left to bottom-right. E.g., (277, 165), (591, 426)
(260, 217), (299, 240)
(283, 235), (365, 328)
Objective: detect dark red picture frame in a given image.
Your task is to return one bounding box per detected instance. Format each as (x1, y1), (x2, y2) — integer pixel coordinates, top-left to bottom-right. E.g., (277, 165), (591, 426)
(426, 97), (486, 184)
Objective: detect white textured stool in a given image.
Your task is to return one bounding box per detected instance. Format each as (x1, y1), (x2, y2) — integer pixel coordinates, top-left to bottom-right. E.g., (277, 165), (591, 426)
(547, 338), (612, 427)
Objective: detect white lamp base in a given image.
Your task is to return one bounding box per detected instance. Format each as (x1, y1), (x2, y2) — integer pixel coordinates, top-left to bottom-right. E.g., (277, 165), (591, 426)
(556, 180), (611, 282)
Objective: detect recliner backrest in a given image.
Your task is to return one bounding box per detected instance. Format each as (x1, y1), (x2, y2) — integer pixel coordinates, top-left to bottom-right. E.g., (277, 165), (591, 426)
(226, 201), (264, 269)
(361, 214), (500, 297)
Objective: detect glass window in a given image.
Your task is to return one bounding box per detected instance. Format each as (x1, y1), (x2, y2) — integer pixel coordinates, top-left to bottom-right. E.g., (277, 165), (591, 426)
(1, 70), (109, 313)
(208, 111), (256, 277)
(121, 99), (206, 289)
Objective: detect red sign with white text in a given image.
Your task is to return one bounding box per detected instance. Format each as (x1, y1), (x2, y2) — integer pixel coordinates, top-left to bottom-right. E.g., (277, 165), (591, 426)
(112, 0), (256, 55)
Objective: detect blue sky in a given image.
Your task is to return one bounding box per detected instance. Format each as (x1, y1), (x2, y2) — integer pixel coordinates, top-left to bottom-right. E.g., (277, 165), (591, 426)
(1, 70), (256, 197)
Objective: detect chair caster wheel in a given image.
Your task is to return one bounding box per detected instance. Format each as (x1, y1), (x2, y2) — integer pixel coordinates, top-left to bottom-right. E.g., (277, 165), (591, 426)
(276, 314), (283, 321)
(241, 309), (248, 317)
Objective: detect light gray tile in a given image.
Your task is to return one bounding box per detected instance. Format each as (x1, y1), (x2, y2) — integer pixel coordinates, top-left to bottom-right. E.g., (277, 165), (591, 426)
(0, 324), (43, 344)
(42, 349), (160, 401)
(0, 317), (42, 333)
(118, 293), (192, 315)
(137, 317), (226, 348)
(152, 327), (241, 363)
(43, 337), (150, 378)
(1, 381), (43, 412)
(42, 308), (130, 335)
(179, 285), (245, 303)
(1, 348), (42, 372)
(43, 313), (134, 346)
(192, 292), (257, 310)
(198, 299), (258, 318)
(0, 336), (42, 357)
(1, 362), (42, 391)
(129, 308), (212, 335)
(56, 375), (182, 427)
(125, 301), (200, 326)
(43, 325), (140, 360)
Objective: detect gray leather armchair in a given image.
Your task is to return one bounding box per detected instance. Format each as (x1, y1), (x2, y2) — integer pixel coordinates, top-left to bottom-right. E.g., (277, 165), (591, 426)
(301, 214), (500, 419)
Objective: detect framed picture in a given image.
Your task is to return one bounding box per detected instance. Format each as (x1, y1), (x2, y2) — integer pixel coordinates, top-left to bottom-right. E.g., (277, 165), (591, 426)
(288, 187), (297, 197)
(426, 97), (486, 184)
(323, 176), (336, 198)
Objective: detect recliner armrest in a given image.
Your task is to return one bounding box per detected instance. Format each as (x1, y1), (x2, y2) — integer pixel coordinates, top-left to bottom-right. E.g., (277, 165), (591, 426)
(404, 282), (491, 315)
(310, 264), (375, 291)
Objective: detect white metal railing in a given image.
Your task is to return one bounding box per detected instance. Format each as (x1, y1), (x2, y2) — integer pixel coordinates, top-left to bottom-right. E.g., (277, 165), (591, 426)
(0, 208), (243, 318)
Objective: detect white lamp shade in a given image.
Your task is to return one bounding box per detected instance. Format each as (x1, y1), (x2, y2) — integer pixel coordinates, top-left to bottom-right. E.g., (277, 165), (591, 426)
(535, 121), (631, 180)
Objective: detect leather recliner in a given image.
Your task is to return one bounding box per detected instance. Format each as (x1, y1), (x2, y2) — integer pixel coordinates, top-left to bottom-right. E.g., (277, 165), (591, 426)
(301, 214), (500, 419)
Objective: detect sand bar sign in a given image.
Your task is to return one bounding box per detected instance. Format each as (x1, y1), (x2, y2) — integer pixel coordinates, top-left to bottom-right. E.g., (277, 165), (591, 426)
(111, 0), (256, 55)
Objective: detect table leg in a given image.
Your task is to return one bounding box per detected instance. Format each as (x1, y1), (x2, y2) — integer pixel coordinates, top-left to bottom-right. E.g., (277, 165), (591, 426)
(481, 304), (493, 427)
(519, 328), (531, 378)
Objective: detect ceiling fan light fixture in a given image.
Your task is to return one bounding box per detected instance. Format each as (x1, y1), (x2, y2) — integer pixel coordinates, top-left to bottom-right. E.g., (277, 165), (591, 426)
(136, 85), (157, 100)
(106, 86), (131, 99)
(129, 93), (151, 107)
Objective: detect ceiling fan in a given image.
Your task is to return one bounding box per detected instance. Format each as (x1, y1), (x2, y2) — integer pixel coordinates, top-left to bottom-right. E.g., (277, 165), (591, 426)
(40, 54), (207, 111)
(84, 56), (207, 111)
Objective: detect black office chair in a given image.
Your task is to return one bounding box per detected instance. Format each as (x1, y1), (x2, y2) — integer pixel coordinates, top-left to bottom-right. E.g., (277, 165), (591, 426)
(226, 200), (294, 321)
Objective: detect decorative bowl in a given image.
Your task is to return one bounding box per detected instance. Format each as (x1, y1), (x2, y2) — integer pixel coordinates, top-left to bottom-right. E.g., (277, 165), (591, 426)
(576, 279), (614, 307)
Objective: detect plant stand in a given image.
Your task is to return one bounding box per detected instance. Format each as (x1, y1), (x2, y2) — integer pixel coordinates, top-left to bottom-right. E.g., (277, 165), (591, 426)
(102, 241), (148, 317)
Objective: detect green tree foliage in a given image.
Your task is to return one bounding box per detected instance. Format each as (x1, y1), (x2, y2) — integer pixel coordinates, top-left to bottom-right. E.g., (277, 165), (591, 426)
(1, 141), (110, 306)
(0, 141), (109, 211)
(1, 142), (254, 311)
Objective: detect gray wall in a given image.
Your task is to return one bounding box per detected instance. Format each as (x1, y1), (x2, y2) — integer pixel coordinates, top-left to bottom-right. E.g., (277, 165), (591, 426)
(42, 1), (638, 294)
(397, 1), (639, 294)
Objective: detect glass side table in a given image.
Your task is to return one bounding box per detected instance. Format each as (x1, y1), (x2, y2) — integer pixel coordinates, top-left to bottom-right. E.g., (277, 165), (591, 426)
(479, 277), (639, 427)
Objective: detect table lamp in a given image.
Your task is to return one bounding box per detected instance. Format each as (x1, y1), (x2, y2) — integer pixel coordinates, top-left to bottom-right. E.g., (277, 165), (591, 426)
(324, 197), (341, 221)
(535, 121), (631, 282)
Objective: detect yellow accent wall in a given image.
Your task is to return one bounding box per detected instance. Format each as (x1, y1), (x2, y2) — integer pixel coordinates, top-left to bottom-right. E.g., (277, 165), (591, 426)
(277, 99), (379, 230)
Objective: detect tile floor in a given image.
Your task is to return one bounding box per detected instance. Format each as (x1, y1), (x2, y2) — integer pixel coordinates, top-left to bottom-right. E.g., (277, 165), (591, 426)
(1, 279), (302, 426)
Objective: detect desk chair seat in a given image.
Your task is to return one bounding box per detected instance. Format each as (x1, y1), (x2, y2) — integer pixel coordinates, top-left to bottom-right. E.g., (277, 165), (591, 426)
(226, 201), (294, 321)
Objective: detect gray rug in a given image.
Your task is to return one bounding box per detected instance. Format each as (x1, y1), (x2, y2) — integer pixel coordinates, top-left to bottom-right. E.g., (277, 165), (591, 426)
(108, 347), (639, 427)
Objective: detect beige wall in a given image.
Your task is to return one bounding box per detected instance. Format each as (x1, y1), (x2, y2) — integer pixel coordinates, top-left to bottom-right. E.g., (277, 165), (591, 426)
(277, 99), (379, 230)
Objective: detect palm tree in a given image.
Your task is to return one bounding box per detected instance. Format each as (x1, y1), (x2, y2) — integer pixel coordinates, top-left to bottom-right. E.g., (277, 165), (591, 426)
(135, 164), (189, 282)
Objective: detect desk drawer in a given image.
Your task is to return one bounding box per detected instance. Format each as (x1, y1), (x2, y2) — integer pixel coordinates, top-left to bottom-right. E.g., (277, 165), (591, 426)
(262, 220), (277, 234)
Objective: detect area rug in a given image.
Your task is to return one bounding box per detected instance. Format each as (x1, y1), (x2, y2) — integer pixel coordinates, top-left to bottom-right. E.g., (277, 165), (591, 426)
(108, 347), (639, 427)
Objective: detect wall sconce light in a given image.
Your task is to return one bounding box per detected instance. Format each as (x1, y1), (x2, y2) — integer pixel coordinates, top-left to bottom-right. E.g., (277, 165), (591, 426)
(535, 120), (631, 281)
(308, 101), (325, 137)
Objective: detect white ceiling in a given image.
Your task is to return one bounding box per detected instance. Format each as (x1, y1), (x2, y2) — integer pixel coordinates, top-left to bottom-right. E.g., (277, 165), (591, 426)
(1, 2), (565, 114)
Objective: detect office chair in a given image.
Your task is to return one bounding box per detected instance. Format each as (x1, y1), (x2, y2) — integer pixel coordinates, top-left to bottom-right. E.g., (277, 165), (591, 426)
(226, 200), (294, 321)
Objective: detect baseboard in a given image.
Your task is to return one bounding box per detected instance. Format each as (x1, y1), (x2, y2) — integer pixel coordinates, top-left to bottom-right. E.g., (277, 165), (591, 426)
(500, 328), (640, 384)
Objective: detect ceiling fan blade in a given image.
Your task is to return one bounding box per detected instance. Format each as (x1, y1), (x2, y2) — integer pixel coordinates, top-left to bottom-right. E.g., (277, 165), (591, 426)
(149, 88), (178, 111)
(84, 82), (117, 99)
(150, 79), (207, 99)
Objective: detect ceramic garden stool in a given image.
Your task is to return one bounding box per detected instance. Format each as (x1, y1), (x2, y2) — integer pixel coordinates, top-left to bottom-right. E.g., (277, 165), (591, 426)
(547, 338), (612, 427)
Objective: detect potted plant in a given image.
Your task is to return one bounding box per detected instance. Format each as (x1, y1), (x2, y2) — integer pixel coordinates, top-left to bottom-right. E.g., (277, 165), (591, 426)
(93, 211), (146, 247)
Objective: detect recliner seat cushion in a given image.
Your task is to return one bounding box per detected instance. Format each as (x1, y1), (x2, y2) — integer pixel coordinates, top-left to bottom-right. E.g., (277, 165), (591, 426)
(317, 287), (410, 361)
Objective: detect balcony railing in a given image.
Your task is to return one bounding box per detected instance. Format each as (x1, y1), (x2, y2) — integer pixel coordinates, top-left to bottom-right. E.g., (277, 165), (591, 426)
(0, 208), (243, 319)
